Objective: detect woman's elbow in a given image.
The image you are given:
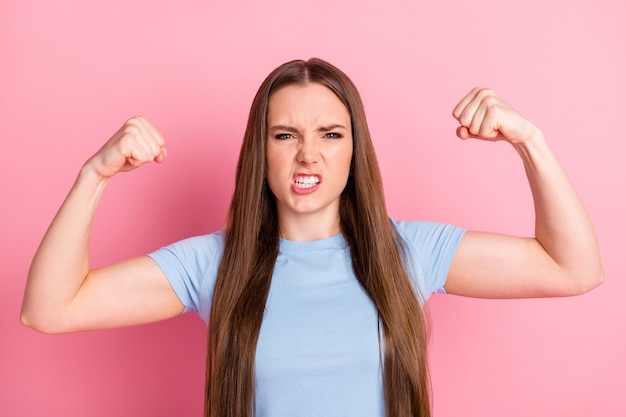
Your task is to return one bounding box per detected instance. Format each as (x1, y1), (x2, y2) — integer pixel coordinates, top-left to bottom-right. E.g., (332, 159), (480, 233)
(20, 308), (45, 333)
(20, 307), (67, 335)
(563, 266), (605, 296)
(584, 267), (605, 292)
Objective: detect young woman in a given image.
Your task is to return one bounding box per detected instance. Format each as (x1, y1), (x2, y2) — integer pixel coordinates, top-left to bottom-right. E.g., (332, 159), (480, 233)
(21, 58), (604, 417)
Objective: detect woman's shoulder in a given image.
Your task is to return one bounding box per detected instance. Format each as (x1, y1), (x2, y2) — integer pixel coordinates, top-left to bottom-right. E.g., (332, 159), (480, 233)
(149, 229), (226, 263)
(391, 218), (466, 258)
(391, 218), (464, 238)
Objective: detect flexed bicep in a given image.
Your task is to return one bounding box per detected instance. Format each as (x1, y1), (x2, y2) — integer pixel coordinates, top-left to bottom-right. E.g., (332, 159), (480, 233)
(21, 117), (177, 334)
(446, 90), (604, 299)
(62, 256), (184, 332)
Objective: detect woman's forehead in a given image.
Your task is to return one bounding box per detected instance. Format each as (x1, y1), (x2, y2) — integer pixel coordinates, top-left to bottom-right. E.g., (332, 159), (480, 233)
(267, 83), (350, 126)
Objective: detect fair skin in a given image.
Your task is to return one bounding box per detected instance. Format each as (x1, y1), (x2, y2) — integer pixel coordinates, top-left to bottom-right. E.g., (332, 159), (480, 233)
(446, 88), (604, 297)
(20, 83), (604, 334)
(266, 83), (353, 242)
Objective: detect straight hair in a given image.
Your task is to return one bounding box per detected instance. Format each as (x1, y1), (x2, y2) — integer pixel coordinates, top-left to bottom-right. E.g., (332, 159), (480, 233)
(206, 58), (431, 417)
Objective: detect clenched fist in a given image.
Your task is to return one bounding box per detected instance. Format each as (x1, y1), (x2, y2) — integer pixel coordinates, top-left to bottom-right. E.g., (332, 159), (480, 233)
(85, 116), (167, 179)
(452, 87), (541, 145)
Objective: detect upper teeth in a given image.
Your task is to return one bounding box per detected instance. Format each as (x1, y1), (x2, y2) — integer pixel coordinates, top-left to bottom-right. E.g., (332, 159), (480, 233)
(295, 176), (320, 188)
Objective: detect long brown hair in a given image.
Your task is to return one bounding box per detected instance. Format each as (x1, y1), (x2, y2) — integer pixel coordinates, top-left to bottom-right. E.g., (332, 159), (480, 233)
(207, 58), (431, 417)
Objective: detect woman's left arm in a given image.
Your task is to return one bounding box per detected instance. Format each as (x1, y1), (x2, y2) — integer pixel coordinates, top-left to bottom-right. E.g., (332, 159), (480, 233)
(445, 87), (604, 298)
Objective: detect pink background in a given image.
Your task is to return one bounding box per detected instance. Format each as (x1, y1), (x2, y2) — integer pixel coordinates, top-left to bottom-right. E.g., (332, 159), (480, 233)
(2, 0), (624, 415)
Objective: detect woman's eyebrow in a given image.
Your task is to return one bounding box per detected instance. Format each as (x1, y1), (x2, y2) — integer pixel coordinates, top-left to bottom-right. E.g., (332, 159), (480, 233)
(268, 125), (300, 134)
(268, 123), (347, 134)
(317, 124), (347, 132)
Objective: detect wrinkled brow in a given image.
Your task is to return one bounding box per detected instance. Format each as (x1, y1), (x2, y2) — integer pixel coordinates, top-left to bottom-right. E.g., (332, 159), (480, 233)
(269, 124), (347, 134)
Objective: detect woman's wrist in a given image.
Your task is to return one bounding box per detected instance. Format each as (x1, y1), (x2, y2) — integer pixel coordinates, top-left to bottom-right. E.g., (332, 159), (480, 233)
(77, 159), (112, 192)
(512, 124), (547, 160)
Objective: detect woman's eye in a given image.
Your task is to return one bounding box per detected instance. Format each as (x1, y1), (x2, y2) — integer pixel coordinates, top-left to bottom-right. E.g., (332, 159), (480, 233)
(274, 133), (293, 140)
(324, 132), (342, 139)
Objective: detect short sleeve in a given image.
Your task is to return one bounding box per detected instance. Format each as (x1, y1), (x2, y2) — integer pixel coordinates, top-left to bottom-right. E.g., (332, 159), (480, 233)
(147, 231), (225, 324)
(392, 219), (466, 301)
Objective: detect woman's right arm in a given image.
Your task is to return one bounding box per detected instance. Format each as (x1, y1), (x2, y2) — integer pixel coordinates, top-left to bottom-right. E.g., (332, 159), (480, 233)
(21, 117), (184, 334)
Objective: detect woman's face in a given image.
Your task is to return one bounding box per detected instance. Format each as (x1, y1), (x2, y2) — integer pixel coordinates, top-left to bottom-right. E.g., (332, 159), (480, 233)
(266, 82), (353, 236)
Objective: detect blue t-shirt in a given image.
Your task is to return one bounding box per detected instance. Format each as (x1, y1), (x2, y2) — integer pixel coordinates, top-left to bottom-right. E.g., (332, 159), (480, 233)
(148, 220), (465, 417)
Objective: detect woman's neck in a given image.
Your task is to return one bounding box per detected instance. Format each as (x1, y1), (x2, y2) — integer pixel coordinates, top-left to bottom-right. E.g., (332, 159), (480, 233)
(277, 211), (342, 242)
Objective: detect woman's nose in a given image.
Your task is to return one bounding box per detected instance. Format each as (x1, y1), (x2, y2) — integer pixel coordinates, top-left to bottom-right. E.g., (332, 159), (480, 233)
(296, 138), (319, 164)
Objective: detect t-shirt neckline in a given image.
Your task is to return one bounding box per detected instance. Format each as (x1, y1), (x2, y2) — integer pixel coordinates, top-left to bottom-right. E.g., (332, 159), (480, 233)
(279, 233), (346, 252)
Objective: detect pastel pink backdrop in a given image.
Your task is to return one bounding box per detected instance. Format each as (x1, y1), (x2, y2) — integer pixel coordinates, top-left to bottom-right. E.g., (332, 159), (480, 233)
(1, 0), (624, 416)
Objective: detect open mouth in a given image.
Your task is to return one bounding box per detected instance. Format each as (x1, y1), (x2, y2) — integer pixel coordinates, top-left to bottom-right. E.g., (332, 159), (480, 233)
(294, 175), (321, 189)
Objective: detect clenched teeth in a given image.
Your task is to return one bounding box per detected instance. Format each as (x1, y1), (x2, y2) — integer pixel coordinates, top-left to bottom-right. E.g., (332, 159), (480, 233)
(294, 176), (320, 189)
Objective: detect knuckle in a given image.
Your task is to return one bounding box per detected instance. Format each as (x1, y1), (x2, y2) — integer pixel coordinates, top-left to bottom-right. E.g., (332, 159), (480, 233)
(128, 115), (144, 123)
(477, 87), (494, 97)
(124, 116), (145, 129)
(484, 103), (503, 119)
(475, 88), (496, 104)
(459, 114), (472, 127)
(483, 95), (499, 107)
(123, 124), (140, 138)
